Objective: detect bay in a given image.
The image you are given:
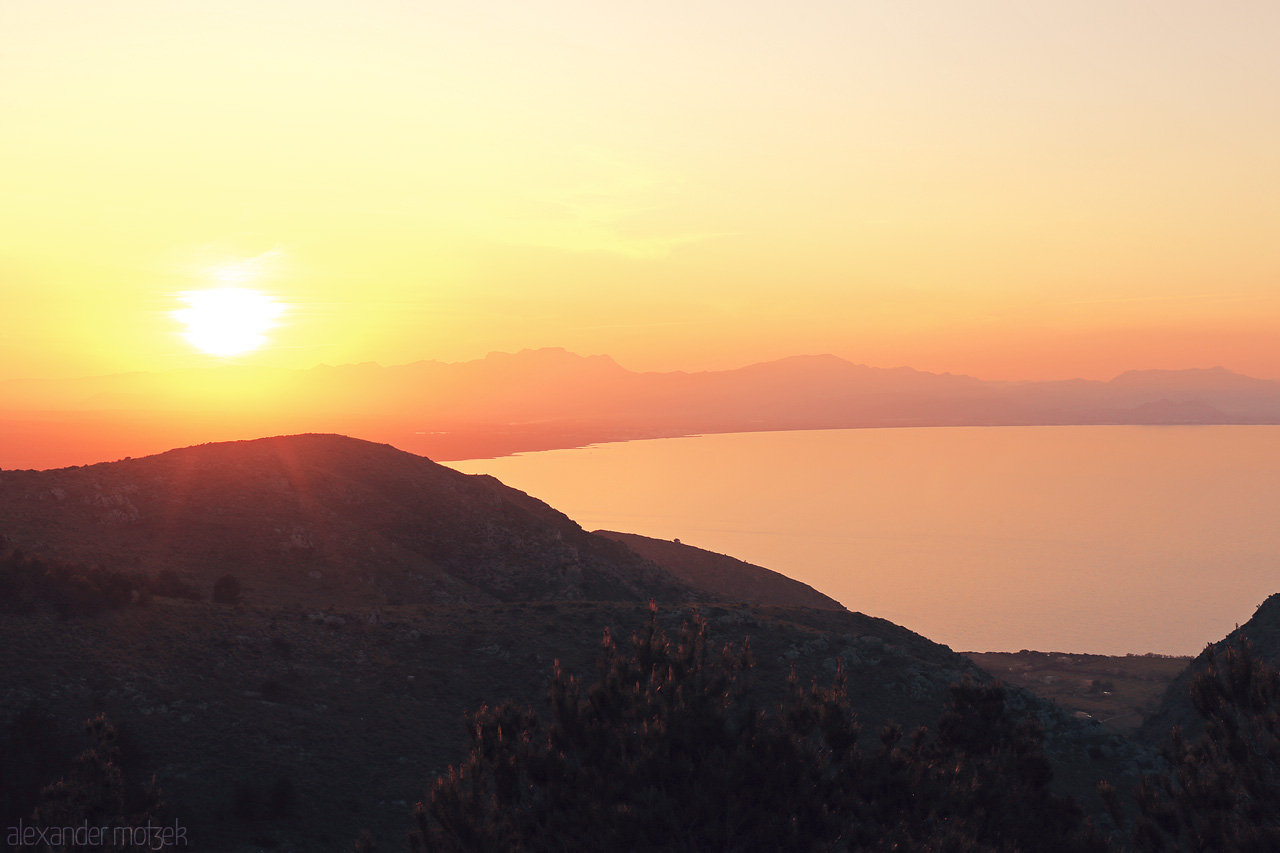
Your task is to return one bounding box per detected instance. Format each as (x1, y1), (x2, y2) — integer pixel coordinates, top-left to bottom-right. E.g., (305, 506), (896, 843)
(451, 426), (1280, 655)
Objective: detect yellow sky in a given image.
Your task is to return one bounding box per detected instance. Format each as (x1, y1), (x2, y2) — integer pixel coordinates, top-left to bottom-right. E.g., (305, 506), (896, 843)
(2, 1), (1278, 382)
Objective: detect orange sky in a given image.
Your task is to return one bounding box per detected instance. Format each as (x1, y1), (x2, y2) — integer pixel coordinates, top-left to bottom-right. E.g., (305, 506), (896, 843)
(2, 1), (1278, 383)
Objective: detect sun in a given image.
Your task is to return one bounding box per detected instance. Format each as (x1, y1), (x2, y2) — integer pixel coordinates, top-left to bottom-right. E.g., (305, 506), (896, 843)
(173, 288), (284, 356)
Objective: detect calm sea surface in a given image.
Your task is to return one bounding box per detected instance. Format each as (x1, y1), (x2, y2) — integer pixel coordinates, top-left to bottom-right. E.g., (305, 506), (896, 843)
(451, 426), (1280, 655)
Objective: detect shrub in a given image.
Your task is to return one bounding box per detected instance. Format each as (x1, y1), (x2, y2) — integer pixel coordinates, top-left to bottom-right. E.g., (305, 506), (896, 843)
(1105, 638), (1280, 850)
(31, 715), (168, 844)
(213, 574), (243, 605)
(146, 568), (201, 601)
(409, 606), (1102, 852)
(0, 550), (145, 618)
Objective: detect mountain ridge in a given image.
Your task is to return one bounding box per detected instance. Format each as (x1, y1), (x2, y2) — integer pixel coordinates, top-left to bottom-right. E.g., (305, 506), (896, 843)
(4, 349), (1280, 470)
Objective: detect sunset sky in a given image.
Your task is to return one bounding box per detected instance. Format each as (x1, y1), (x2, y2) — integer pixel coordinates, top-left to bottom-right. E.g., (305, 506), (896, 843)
(3, 1), (1278, 383)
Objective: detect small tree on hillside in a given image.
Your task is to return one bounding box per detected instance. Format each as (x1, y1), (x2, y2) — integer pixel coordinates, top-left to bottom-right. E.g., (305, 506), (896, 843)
(212, 574), (243, 605)
(32, 715), (169, 851)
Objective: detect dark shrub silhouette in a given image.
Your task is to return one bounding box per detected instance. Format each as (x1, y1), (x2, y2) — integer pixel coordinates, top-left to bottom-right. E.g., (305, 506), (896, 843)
(213, 574), (243, 605)
(31, 715), (169, 850)
(146, 568), (202, 601)
(409, 606), (1102, 852)
(0, 547), (145, 618)
(1104, 638), (1280, 851)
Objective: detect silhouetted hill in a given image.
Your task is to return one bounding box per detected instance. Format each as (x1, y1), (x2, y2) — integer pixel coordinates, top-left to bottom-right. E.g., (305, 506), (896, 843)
(5, 349), (1280, 468)
(595, 530), (845, 611)
(0, 596), (1150, 851)
(1138, 592), (1280, 745)
(0, 435), (1167, 849)
(0, 434), (693, 606)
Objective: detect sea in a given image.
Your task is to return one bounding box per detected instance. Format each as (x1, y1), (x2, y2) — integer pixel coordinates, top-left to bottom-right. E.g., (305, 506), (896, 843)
(451, 426), (1280, 656)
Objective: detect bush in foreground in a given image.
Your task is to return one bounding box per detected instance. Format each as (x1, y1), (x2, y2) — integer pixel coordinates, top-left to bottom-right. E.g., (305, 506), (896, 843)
(409, 606), (1102, 852)
(30, 715), (171, 852)
(1103, 638), (1280, 851)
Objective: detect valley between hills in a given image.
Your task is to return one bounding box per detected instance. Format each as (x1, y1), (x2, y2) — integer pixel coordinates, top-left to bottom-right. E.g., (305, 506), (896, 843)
(0, 434), (1269, 851)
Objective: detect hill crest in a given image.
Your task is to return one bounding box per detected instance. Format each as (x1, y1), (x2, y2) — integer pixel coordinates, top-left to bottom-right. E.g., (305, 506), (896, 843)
(594, 530), (845, 612)
(0, 434), (696, 607)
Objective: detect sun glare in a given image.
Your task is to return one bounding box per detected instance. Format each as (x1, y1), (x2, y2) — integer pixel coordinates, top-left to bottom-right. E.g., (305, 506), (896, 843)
(173, 288), (284, 356)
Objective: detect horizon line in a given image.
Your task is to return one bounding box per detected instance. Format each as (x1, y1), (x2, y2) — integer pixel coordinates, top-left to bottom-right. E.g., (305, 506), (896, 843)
(0, 347), (1266, 388)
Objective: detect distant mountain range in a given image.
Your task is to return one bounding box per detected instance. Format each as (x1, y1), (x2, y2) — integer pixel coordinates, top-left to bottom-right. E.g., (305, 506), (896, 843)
(4, 348), (1280, 468)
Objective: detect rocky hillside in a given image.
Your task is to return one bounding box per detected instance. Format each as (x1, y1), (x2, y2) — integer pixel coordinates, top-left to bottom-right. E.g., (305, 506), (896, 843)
(595, 530), (845, 611)
(0, 434), (694, 607)
(0, 595), (1150, 852)
(1138, 592), (1280, 744)
(0, 434), (1166, 850)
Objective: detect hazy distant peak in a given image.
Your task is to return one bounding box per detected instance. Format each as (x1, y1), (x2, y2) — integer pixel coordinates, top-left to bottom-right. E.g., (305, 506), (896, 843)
(737, 355), (992, 383)
(310, 361), (383, 373)
(1109, 366), (1245, 384)
(734, 354), (866, 375)
(6, 350), (1280, 471)
(1006, 376), (1105, 388)
(763, 353), (857, 367)
(466, 348), (627, 379)
(484, 346), (618, 364)
(484, 347), (566, 360)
